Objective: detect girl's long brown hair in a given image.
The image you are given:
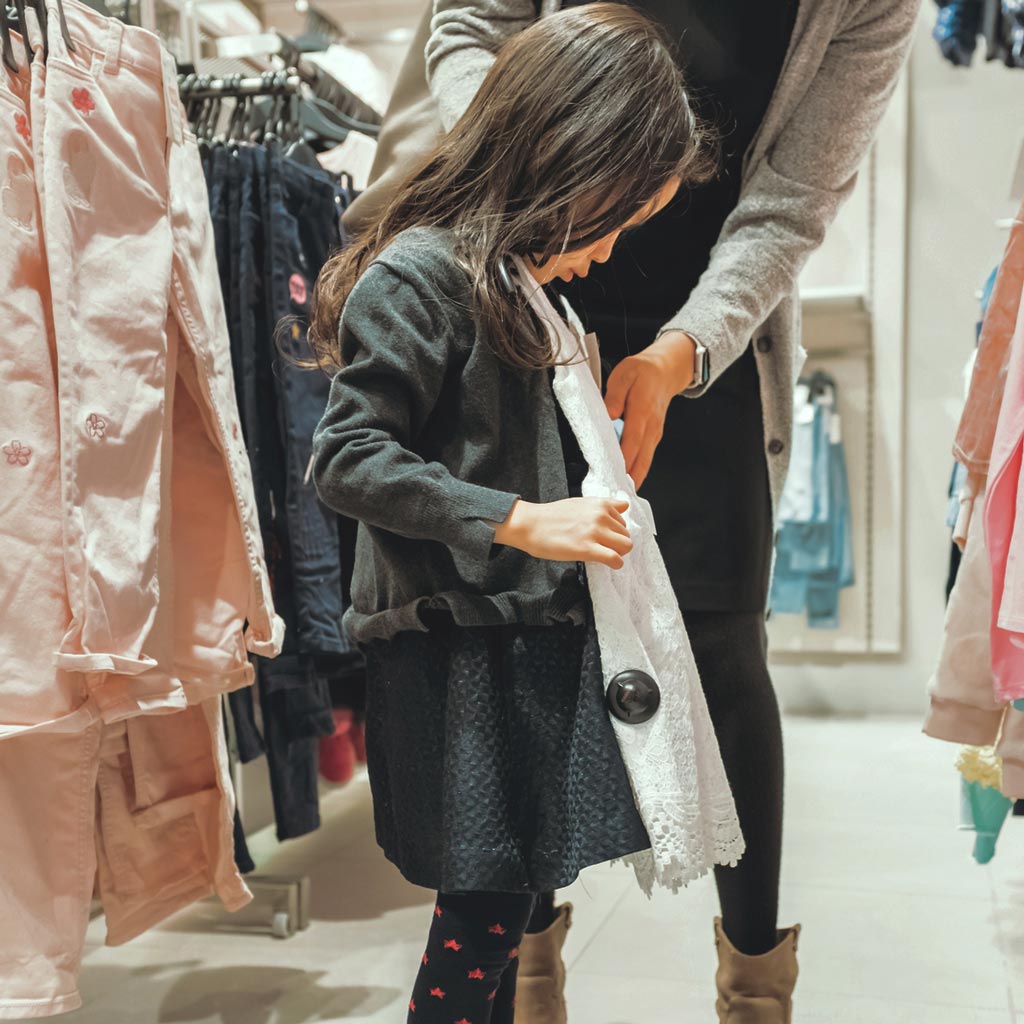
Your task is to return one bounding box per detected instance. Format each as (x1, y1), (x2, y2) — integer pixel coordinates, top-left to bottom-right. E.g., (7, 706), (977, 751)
(308, 2), (714, 373)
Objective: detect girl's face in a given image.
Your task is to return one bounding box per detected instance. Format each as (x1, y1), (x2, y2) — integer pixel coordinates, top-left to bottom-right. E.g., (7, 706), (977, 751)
(528, 177), (681, 285)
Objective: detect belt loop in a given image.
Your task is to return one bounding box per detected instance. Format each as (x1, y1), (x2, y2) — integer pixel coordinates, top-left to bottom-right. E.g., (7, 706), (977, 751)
(160, 48), (184, 145)
(103, 17), (123, 74)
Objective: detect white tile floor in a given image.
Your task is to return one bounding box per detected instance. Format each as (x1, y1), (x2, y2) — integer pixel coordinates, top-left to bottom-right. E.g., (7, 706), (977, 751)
(69, 716), (1024, 1023)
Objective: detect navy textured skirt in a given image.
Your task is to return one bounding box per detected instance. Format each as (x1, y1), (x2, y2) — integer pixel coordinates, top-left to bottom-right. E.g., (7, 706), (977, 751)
(360, 606), (651, 893)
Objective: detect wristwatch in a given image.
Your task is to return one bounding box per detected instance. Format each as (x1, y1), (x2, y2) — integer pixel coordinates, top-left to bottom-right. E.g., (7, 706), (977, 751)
(691, 338), (710, 389)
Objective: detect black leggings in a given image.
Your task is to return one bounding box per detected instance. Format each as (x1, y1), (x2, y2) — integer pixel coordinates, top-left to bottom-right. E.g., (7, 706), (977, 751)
(409, 891), (537, 1023)
(527, 610), (784, 956)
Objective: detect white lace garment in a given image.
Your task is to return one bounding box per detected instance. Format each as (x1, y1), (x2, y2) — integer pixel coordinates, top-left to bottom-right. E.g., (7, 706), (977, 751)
(515, 261), (746, 895)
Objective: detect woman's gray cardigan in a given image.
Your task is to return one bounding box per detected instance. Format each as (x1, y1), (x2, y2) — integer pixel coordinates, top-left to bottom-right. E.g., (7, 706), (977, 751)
(425, 0), (921, 515)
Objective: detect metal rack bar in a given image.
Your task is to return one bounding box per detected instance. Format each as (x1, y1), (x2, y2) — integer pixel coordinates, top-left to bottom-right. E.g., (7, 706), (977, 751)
(181, 72), (302, 98)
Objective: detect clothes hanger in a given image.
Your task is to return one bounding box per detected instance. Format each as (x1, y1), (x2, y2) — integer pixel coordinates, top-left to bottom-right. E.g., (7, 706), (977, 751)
(10, 0), (75, 65)
(284, 91), (323, 170)
(1, 1), (18, 72)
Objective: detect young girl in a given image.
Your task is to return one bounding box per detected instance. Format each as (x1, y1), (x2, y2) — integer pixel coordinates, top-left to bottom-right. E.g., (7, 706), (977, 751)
(310, 6), (742, 1021)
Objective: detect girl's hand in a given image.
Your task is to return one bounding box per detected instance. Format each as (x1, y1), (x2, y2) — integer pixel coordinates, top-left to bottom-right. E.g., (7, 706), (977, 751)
(493, 498), (633, 569)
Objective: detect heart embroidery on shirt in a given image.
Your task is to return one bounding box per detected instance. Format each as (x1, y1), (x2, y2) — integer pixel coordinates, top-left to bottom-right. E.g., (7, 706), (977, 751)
(1, 154), (33, 231)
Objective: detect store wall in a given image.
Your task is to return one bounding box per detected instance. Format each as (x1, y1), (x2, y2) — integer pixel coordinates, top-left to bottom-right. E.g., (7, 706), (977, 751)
(773, 11), (1024, 715)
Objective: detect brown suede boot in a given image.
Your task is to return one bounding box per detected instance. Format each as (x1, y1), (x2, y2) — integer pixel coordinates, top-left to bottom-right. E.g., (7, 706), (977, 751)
(513, 903), (572, 1024)
(714, 917), (801, 1024)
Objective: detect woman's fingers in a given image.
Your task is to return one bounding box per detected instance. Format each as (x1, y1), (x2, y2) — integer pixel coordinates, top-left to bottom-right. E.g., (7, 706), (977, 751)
(619, 405), (648, 472)
(628, 421), (662, 489)
(604, 360), (638, 421)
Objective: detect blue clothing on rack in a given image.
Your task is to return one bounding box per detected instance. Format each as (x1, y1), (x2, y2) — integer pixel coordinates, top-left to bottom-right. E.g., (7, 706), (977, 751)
(770, 372), (855, 628)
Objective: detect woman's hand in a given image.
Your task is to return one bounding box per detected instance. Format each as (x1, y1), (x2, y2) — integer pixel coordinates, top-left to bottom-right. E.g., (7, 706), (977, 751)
(492, 498), (633, 569)
(604, 331), (697, 488)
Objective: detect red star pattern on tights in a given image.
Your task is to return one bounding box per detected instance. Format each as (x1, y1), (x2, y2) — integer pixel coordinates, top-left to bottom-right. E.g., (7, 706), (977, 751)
(409, 999), (416, 1012)
(422, 954), (429, 965)
(508, 947), (520, 960)
(488, 990), (498, 1001)
(429, 987), (446, 999)
(467, 968), (486, 980)
(444, 939), (463, 951)
(455, 1019), (473, 1024)
(434, 906), (443, 918)
(488, 924), (506, 935)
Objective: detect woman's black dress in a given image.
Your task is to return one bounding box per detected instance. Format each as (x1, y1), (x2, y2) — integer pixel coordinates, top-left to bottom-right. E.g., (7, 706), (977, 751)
(360, 383), (650, 894)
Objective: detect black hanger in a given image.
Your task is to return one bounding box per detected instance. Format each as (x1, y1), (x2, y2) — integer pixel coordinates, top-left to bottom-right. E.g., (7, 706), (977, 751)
(285, 96), (322, 169)
(1, 1), (17, 72)
(11, 0), (75, 65)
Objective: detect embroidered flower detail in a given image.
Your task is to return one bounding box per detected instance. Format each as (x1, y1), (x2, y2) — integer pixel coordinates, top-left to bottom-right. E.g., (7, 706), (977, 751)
(85, 413), (107, 439)
(72, 88), (95, 114)
(2, 440), (31, 466)
(14, 114), (29, 141)
(288, 273), (307, 305)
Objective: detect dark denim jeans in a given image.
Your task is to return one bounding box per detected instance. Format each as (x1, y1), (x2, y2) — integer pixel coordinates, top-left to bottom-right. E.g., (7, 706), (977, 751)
(201, 142), (348, 842)
(264, 142), (350, 660)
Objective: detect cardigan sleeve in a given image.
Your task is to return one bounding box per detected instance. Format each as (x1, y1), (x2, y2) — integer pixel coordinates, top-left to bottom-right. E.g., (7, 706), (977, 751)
(312, 263), (520, 564)
(663, 0), (921, 394)
(426, 0), (541, 131)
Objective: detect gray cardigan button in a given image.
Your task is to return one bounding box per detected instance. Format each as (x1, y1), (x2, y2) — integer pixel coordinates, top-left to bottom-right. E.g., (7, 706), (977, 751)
(756, 336), (773, 354)
(768, 438), (785, 455)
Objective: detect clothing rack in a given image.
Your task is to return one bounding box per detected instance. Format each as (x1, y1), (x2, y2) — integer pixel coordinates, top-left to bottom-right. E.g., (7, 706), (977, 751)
(181, 71), (304, 99)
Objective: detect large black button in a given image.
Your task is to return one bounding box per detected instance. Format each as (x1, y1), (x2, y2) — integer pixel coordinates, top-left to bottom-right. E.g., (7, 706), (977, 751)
(607, 670), (661, 725)
(756, 336), (773, 354)
(768, 438), (785, 456)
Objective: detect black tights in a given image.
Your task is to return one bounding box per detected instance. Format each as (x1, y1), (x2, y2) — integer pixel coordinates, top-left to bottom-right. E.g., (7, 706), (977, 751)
(526, 610), (784, 956)
(409, 891), (536, 1023)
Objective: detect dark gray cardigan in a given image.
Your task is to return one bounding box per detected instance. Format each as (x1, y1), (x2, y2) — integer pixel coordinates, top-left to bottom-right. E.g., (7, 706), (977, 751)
(311, 227), (584, 643)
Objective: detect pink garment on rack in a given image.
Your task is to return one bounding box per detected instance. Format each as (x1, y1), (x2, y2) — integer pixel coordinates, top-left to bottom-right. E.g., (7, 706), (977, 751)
(954, 200), (1024, 478)
(0, 0), (283, 739)
(985, 273), (1024, 703)
(922, 480), (1024, 796)
(0, 4), (282, 1015)
(0, 21), (88, 736)
(0, 701), (248, 1019)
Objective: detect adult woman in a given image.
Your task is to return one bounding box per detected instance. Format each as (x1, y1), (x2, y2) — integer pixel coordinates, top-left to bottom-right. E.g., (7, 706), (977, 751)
(421, 1), (920, 1022)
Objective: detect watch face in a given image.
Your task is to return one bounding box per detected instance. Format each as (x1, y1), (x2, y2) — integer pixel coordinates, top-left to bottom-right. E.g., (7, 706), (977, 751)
(696, 346), (710, 385)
